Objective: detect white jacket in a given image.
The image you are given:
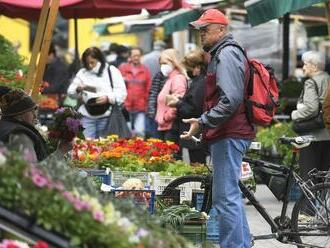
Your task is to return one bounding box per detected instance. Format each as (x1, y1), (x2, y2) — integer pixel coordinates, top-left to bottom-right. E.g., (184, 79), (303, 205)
(67, 64), (127, 119)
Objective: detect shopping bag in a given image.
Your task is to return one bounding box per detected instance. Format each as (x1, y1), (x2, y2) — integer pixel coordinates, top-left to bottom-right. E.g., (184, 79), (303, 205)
(102, 104), (131, 138)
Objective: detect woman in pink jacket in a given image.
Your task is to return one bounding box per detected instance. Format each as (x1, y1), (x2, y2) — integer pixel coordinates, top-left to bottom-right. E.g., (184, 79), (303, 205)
(155, 49), (187, 144)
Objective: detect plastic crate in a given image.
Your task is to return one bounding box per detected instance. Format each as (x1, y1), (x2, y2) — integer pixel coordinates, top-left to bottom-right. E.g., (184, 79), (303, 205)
(156, 188), (180, 209)
(192, 190), (205, 211)
(178, 220), (207, 246)
(192, 191), (219, 241)
(81, 168), (111, 185)
(113, 189), (156, 214)
(37, 108), (55, 127)
(150, 173), (202, 203)
(111, 171), (151, 187)
(149, 173), (178, 195)
(206, 208), (219, 240)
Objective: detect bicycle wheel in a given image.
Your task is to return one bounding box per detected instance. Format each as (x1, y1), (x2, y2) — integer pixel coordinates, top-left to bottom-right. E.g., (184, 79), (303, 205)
(161, 175), (212, 214)
(291, 182), (330, 248)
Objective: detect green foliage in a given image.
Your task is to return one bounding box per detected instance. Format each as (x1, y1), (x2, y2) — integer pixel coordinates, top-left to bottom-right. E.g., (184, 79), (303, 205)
(72, 158), (208, 176)
(0, 34), (27, 89)
(255, 122), (297, 166)
(158, 205), (207, 229)
(0, 34), (25, 72)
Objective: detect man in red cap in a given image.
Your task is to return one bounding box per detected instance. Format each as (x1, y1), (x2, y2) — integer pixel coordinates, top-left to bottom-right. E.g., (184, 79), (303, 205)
(181, 8), (255, 248)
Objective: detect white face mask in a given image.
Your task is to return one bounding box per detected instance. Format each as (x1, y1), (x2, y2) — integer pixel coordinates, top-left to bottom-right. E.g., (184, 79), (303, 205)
(91, 62), (101, 74)
(160, 64), (173, 77)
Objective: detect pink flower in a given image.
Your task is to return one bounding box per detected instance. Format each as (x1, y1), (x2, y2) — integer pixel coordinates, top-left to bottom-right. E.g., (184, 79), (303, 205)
(62, 191), (75, 203)
(92, 210), (105, 222)
(32, 173), (48, 188)
(53, 182), (64, 191)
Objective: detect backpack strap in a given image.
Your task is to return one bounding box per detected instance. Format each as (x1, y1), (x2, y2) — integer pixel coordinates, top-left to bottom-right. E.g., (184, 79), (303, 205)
(214, 43), (253, 96)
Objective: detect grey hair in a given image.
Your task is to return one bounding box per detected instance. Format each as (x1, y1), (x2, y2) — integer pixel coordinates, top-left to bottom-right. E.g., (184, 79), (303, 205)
(302, 51), (325, 71)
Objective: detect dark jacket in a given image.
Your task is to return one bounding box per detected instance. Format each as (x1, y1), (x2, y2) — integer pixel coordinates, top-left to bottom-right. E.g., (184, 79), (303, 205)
(177, 74), (205, 149)
(0, 118), (48, 161)
(43, 57), (70, 94)
(147, 71), (167, 118)
(201, 34), (255, 141)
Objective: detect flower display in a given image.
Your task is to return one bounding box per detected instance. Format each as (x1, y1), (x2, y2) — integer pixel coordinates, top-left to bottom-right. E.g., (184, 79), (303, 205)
(0, 147), (193, 248)
(38, 96), (58, 110)
(72, 136), (207, 175)
(48, 107), (84, 144)
(74, 136), (179, 163)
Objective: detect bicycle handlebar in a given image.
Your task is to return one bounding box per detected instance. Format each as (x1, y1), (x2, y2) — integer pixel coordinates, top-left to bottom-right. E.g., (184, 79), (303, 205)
(278, 135), (316, 149)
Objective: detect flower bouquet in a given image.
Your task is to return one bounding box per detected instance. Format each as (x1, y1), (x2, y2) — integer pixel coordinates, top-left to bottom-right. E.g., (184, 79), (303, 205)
(47, 108), (84, 152)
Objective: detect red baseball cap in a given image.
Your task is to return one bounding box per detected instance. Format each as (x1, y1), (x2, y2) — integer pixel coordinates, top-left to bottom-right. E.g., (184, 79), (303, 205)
(190, 9), (229, 29)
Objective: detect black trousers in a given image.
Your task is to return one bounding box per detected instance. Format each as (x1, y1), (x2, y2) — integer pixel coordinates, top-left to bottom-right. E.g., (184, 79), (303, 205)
(188, 148), (207, 164)
(298, 140), (330, 181)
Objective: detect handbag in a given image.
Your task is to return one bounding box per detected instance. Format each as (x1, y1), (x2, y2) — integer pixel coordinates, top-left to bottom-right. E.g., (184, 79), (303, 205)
(101, 66), (131, 138)
(292, 78), (325, 134)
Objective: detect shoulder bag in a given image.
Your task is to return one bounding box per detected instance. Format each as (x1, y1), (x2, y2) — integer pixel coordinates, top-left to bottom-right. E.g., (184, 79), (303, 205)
(101, 66), (131, 138)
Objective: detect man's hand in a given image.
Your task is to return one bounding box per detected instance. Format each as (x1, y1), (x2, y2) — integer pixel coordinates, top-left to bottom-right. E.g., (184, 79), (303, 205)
(180, 118), (200, 140)
(96, 96), (109, 104)
(76, 83), (86, 93)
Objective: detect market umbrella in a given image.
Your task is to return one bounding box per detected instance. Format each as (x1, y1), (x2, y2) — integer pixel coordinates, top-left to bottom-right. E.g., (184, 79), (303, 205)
(244, 0), (326, 26)
(0, 0), (183, 20)
(60, 0), (182, 19)
(0, 0), (82, 20)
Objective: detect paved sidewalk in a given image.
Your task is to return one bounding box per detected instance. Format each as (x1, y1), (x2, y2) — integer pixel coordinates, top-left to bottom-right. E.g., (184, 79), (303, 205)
(245, 185), (295, 248)
(199, 185), (296, 248)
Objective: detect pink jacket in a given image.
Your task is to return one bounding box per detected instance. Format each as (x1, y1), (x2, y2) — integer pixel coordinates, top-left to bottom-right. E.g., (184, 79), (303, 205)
(155, 70), (187, 131)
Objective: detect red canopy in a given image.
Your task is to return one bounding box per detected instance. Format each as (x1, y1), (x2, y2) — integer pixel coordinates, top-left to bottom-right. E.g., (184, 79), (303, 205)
(0, 0), (183, 20)
(0, 0), (81, 20)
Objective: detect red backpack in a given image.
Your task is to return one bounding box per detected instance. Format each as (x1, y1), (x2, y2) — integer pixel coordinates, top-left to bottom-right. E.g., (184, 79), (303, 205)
(219, 44), (279, 126)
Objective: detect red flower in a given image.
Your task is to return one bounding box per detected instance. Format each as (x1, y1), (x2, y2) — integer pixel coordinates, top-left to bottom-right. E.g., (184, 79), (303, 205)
(151, 151), (160, 157)
(34, 241), (49, 248)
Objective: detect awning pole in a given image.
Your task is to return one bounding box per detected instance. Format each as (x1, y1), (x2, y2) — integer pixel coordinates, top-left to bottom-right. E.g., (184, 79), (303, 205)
(25, 0), (51, 95)
(73, 17), (80, 73)
(31, 0), (60, 100)
(325, 1), (330, 39)
(282, 13), (290, 82)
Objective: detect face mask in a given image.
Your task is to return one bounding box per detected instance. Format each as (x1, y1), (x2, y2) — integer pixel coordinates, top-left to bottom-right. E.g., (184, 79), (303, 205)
(91, 62), (101, 74)
(160, 64), (173, 77)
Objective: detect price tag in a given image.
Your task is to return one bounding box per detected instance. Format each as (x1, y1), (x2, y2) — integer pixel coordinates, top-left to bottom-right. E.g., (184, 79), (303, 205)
(241, 162), (253, 180)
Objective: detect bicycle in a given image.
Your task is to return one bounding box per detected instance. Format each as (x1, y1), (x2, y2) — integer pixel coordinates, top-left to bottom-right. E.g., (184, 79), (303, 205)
(161, 135), (330, 247)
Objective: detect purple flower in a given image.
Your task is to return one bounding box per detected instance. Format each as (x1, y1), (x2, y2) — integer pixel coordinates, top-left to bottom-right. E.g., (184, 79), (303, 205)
(93, 210), (105, 222)
(55, 108), (66, 114)
(65, 117), (81, 134)
(136, 228), (149, 238)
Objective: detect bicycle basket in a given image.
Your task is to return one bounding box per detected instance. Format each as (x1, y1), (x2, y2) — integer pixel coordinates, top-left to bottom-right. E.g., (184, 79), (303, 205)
(255, 167), (288, 201)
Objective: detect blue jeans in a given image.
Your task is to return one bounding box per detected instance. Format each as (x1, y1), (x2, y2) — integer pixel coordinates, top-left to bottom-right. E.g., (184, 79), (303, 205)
(210, 138), (251, 248)
(128, 112), (145, 137)
(82, 116), (109, 139)
(145, 116), (161, 139)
